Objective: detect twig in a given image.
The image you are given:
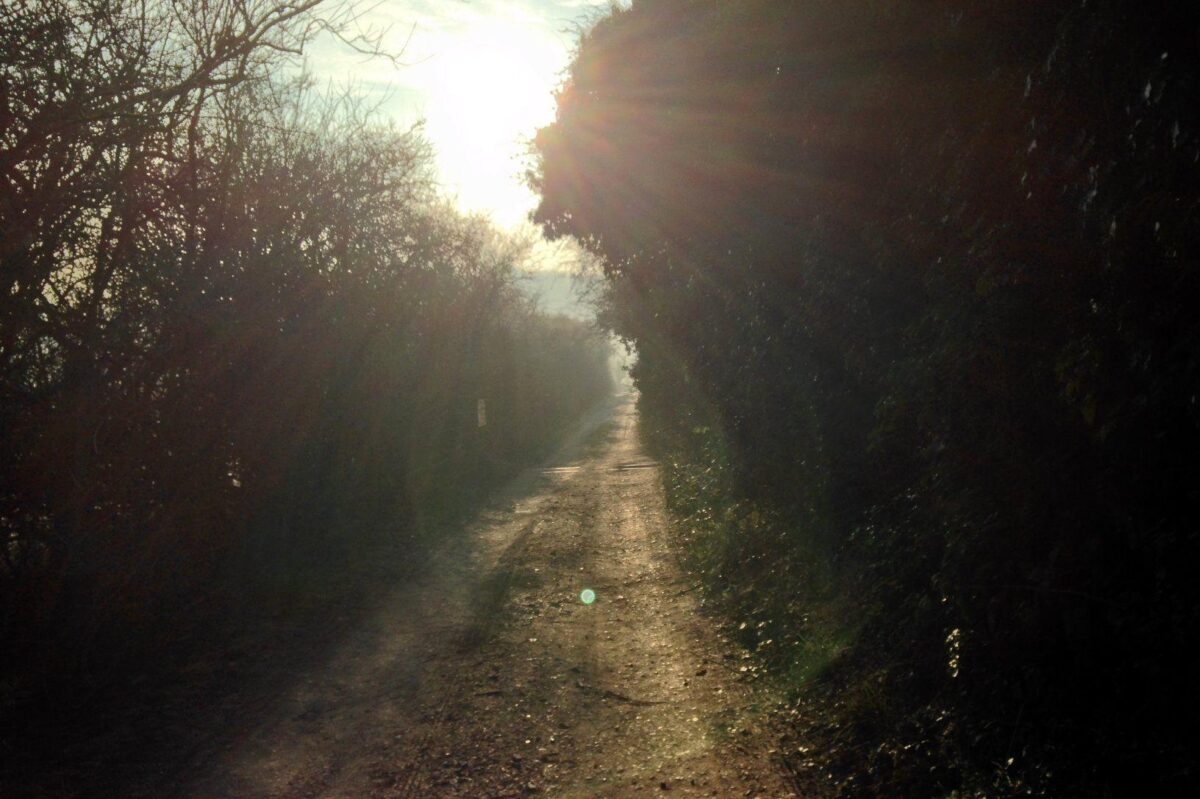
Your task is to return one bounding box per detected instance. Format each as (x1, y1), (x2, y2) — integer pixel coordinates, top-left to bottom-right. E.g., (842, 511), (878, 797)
(575, 680), (668, 706)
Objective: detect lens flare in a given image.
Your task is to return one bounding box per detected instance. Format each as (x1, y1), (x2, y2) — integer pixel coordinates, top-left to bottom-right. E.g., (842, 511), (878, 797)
(580, 588), (596, 605)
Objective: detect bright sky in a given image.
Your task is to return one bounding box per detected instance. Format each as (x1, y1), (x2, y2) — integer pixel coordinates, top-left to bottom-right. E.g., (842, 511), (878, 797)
(307, 0), (604, 231)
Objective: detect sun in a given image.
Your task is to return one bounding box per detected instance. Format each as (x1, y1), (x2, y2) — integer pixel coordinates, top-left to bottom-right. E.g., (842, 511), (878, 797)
(422, 24), (562, 227)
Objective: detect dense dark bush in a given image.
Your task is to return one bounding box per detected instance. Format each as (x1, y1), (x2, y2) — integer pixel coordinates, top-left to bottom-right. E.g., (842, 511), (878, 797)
(1, 0), (611, 694)
(534, 1), (1199, 794)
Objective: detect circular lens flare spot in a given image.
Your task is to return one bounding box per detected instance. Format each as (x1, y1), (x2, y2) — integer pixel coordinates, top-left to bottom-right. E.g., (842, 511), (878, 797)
(580, 588), (596, 605)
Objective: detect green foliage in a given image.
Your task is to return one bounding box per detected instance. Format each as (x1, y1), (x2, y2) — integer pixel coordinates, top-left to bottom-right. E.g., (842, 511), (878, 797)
(536, 1), (1199, 795)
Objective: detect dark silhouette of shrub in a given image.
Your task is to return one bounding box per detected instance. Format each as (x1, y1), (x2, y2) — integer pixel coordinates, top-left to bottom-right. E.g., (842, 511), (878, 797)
(534, 1), (1199, 794)
(1, 0), (612, 697)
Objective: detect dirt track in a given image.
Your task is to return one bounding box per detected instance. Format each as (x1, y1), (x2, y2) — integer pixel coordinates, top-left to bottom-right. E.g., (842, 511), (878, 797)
(147, 395), (796, 797)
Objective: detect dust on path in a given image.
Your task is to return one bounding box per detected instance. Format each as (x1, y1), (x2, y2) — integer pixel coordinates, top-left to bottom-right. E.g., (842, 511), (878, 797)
(177, 394), (795, 798)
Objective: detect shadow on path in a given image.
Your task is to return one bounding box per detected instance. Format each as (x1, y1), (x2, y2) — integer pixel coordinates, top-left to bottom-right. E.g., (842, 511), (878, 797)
(1, 395), (622, 799)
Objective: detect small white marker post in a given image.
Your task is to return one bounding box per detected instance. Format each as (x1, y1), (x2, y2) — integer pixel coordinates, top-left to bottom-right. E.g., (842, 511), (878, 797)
(477, 398), (487, 428)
